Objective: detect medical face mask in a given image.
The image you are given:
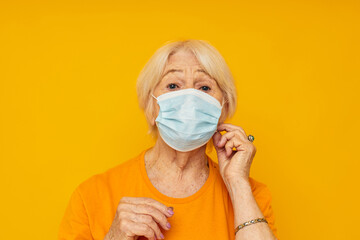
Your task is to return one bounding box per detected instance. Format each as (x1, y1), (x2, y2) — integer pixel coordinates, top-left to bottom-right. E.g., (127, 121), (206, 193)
(152, 88), (223, 152)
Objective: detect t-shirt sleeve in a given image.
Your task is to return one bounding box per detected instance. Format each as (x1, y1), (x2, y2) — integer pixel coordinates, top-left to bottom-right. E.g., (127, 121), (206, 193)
(58, 187), (93, 240)
(254, 184), (279, 240)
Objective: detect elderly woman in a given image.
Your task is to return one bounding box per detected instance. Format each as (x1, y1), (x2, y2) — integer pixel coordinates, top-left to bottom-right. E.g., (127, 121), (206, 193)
(59, 40), (279, 240)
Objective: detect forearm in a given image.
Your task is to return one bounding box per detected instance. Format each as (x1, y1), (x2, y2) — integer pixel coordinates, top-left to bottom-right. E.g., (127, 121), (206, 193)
(225, 178), (277, 240)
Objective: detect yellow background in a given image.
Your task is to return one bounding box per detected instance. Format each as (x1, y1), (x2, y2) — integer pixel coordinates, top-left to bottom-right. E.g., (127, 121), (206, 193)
(1, 1), (359, 239)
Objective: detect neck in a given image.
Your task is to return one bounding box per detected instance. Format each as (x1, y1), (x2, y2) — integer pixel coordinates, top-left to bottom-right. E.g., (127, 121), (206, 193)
(145, 136), (209, 184)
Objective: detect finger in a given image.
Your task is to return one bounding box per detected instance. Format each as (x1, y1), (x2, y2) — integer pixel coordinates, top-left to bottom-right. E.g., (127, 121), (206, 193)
(213, 131), (222, 149)
(224, 139), (242, 157)
(120, 197), (174, 218)
(213, 132), (227, 161)
(128, 203), (171, 231)
(218, 123), (246, 136)
(131, 213), (164, 240)
(116, 218), (156, 240)
(218, 125), (249, 143)
(217, 131), (236, 148)
(127, 219), (157, 240)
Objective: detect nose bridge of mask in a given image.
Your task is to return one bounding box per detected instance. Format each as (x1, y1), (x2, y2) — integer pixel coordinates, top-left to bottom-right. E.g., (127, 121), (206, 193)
(153, 89), (223, 110)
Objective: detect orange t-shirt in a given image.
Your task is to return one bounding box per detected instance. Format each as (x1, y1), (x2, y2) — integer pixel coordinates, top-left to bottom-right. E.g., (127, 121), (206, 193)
(59, 149), (279, 240)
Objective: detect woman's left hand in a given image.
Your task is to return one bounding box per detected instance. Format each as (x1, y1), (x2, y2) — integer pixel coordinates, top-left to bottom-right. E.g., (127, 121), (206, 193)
(212, 123), (257, 184)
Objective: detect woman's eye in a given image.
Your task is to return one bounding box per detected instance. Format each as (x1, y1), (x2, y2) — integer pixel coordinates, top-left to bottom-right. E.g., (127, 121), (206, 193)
(167, 83), (178, 90)
(200, 86), (211, 91)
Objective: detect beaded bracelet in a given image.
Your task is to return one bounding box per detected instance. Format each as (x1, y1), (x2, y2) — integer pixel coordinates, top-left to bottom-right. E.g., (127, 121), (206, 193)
(234, 217), (268, 235)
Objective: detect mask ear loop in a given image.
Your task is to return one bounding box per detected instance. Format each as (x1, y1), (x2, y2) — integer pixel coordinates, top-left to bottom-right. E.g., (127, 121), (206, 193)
(151, 93), (158, 101)
(150, 93), (159, 128)
(217, 98), (228, 129)
(221, 98), (228, 109)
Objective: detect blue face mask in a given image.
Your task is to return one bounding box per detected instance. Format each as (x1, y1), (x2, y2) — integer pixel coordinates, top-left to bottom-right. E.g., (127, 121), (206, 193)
(152, 88), (223, 152)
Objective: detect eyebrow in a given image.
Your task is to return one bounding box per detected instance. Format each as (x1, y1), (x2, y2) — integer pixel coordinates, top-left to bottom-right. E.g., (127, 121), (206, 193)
(161, 68), (209, 78)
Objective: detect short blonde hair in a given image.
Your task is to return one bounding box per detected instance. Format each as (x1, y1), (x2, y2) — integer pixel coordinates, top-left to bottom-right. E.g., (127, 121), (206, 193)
(136, 39), (237, 137)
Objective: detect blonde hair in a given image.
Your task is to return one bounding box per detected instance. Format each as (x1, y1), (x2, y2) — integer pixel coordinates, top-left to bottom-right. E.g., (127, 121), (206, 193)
(136, 39), (237, 137)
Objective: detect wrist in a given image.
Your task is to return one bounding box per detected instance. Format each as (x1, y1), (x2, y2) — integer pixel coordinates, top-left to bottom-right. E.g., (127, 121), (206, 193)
(224, 177), (252, 200)
(225, 175), (250, 187)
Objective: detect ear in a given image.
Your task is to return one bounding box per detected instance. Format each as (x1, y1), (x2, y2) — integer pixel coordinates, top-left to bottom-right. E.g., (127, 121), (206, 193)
(145, 93), (157, 128)
(218, 101), (229, 124)
(150, 96), (159, 126)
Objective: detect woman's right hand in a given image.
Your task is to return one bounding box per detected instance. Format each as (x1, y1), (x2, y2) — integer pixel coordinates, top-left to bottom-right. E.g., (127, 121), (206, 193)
(104, 197), (174, 240)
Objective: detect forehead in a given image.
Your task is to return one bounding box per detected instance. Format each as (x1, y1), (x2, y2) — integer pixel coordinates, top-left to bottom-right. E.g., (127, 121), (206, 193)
(165, 49), (201, 68)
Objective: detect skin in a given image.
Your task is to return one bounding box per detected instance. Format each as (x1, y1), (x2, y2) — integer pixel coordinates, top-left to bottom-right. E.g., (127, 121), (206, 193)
(104, 49), (277, 240)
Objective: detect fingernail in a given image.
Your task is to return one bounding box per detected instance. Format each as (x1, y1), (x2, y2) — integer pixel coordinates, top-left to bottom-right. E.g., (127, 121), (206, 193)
(167, 207), (174, 215)
(166, 222), (171, 229)
(160, 233), (164, 239)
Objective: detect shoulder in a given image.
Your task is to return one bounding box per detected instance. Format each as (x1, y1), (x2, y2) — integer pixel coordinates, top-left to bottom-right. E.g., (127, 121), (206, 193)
(75, 151), (143, 196)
